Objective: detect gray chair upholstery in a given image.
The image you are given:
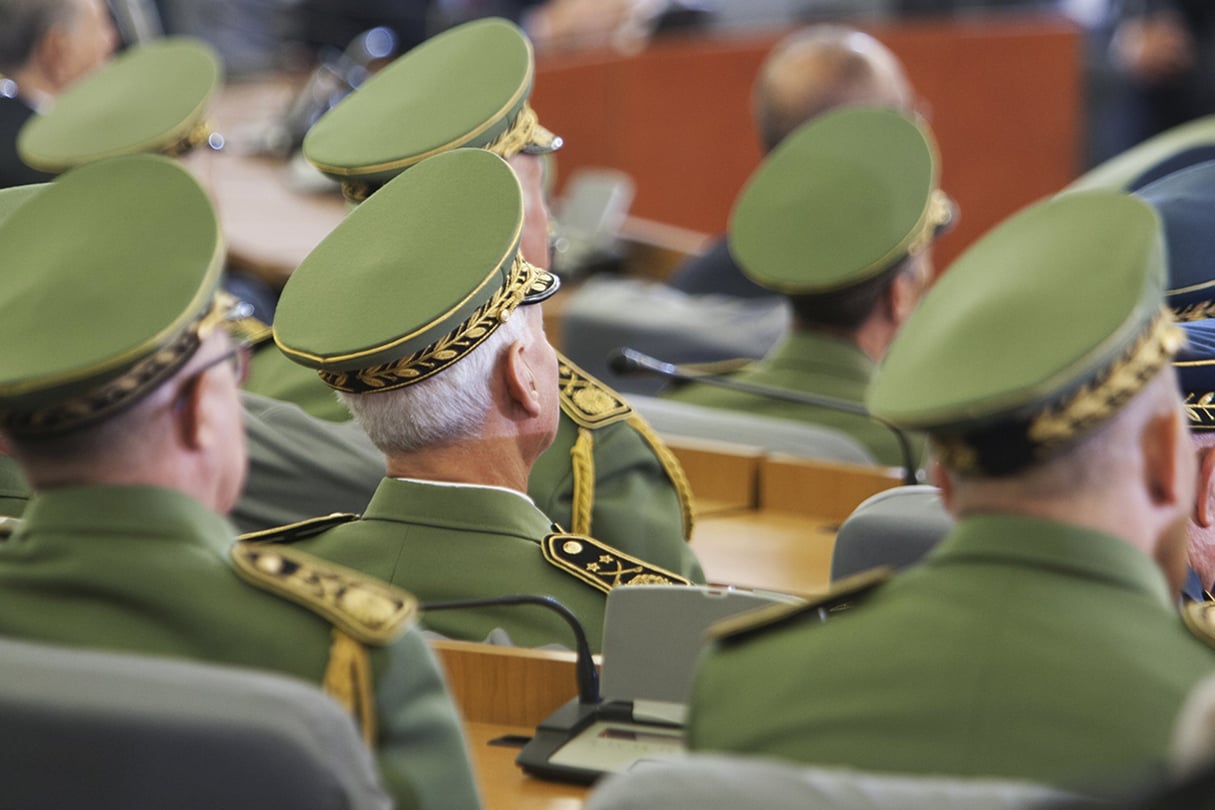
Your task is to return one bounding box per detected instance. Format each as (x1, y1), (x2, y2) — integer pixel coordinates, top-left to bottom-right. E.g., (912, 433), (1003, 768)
(585, 754), (1099, 810)
(0, 636), (392, 810)
(560, 276), (789, 396)
(629, 394), (876, 465)
(830, 485), (953, 581)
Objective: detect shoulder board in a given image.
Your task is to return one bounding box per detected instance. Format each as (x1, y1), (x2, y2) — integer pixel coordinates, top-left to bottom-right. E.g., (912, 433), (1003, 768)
(708, 567), (891, 645)
(557, 351), (633, 429)
(0, 516), (21, 541)
(678, 358), (754, 376)
(541, 532), (691, 593)
(229, 313), (274, 347)
(231, 543), (416, 645)
(1183, 601), (1215, 651)
(238, 512), (359, 544)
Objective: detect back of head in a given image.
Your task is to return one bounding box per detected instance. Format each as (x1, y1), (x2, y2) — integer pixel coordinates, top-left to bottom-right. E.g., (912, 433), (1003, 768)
(0, 0), (116, 91)
(753, 25), (912, 153)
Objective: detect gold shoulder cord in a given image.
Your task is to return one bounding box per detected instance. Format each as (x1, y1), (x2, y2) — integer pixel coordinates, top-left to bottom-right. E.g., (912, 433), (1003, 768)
(626, 413), (696, 538)
(569, 428), (595, 535)
(231, 543), (417, 745)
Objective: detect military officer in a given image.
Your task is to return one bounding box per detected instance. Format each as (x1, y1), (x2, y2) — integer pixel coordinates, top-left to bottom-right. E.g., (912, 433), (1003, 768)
(243, 148), (688, 652)
(663, 106), (950, 469)
(685, 190), (1215, 794)
(0, 156), (479, 810)
(240, 18), (702, 580)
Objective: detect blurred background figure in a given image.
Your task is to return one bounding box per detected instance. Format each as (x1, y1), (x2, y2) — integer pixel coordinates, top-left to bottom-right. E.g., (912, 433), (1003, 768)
(0, 0), (117, 187)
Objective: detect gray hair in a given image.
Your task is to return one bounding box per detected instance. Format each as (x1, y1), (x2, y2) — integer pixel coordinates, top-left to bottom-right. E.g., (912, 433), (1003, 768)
(339, 310), (531, 456)
(0, 0), (88, 73)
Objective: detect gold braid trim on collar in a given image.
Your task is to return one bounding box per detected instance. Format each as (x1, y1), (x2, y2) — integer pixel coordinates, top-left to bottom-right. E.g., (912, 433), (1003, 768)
(1028, 310), (1182, 449)
(318, 254), (539, 393)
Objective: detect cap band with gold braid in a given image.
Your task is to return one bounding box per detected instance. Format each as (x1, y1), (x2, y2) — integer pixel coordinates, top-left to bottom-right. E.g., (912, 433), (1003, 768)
(868, 190), (1173, 477)
(302, 17), (561, 203)
(315, 254), (557, 393)
(1174, 320), (1215, 432)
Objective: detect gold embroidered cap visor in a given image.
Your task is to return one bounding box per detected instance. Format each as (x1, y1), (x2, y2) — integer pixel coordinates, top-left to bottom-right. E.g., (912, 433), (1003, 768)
(1175, 320), (1215, 431)
(867, 191), (1178, 476)
(274, 148), (558, 394)
(0, 155), (225, 436)
(729, 106), (951, 295)
(302, 17), (561, 198)
(18, 37), (221, 173)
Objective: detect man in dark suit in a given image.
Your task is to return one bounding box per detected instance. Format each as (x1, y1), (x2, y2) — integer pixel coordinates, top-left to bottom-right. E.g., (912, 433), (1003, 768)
(0, 0), (116, 187)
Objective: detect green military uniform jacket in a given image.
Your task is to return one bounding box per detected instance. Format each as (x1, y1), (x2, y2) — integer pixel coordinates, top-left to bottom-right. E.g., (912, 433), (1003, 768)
(257, 477), (685, 653)
(664, 330), (924, 468)
(687, 514), (1215, 793)
(244, 344), (703, 581)
(0, 485), (480, 810)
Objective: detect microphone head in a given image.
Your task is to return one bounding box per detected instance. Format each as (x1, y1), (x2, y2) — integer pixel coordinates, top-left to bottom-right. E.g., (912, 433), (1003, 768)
(607, 347), (643, 376)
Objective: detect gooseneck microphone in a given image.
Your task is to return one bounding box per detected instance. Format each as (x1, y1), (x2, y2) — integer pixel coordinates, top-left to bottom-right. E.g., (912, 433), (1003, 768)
(420, 594), (600, 706)
(608, 347), (919, 486)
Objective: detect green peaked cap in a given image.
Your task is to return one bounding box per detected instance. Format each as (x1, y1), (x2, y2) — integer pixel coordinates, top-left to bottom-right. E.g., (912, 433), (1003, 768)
(274, 148), (558, 393)
(0, 183), (47, 225)
(0, 155), (226, 436)
(868, 191), (1178, 476)
(1066, 115), (1215, 193)
(729, 106), (952, 294)
(18, 37), (221, 172)
(303, 17), (560, 201)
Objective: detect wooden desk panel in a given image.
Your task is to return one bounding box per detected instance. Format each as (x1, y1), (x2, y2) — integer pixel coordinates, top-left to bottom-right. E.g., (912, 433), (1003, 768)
(693, 510), (837, 594)
(432, 639), (583, 727)
(667, 436), (762, 512)
(759, 456), (902, 523)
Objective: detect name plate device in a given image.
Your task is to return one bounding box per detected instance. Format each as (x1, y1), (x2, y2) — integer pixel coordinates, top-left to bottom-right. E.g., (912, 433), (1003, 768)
(516, 585), (801, 783)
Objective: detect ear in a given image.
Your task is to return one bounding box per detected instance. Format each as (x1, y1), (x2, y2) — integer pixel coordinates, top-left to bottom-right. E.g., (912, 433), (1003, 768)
(1141, 408), (1187, 509)
(886, 259), (925, 325)
(503, 338), (542, 418)
(173, 374), (208, 452)
(930, 459), (954, 511)
(1194, 445), (1215, 527)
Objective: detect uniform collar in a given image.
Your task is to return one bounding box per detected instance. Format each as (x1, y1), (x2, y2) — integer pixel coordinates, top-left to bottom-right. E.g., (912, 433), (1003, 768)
(364, 477), (555, 539)
(929, 512), (1174, 609)
(763, 330), (875, 380)
(17, 484), (235, 554)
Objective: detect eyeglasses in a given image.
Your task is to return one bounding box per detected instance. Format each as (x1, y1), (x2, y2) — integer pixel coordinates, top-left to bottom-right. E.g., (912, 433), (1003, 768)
(176, 342), (251, 405)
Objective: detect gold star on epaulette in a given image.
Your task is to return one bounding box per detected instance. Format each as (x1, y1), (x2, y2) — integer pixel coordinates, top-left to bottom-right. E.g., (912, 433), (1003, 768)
(557, 352), (632, 429)
(238, 512), (359, 544)
(232, 543), (416, 645)
(1183, 601), (1215, 651)
(708, 567), (891, 646)
(541, 533), (691, 593)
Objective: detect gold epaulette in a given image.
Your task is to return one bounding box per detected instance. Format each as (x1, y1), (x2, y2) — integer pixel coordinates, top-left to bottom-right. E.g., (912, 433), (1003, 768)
(541, 532), (691, 593)
(557, 352), (632, 429)
(1183, 601), (1215, 651)
(238, 512), (358, 544)
(231, 542), (416, 646)
(708, 567), (891, 645)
